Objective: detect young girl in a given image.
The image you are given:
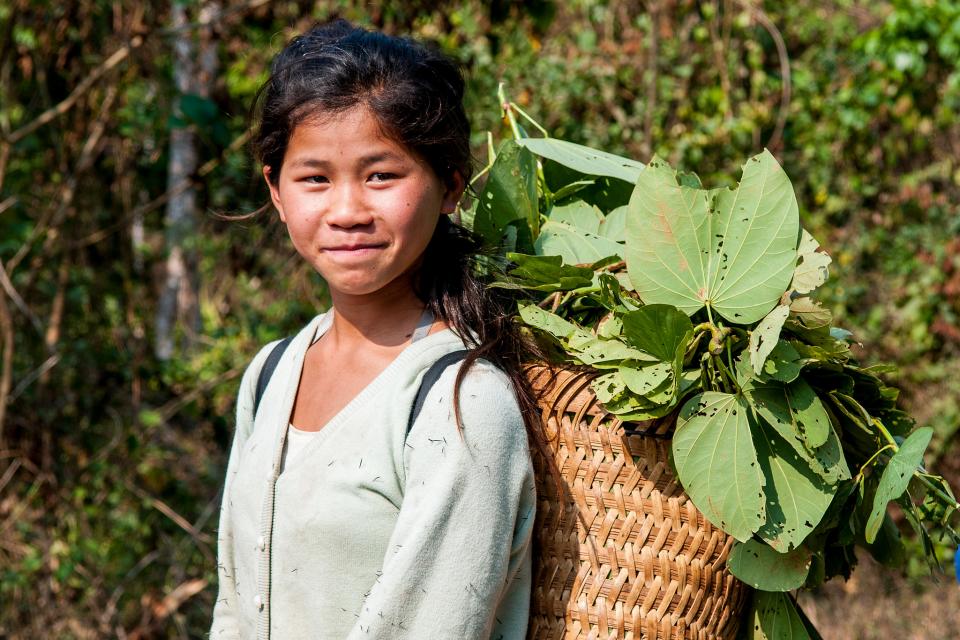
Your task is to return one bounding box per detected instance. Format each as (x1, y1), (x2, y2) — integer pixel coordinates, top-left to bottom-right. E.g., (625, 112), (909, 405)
(211, 20), (545, 640)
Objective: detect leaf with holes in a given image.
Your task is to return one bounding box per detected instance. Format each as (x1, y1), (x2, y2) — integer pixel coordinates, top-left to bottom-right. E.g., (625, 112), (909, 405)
(750, 304), (791, 375)
(625, 151), (800, 323)
(534, 220), (624, 264)
(749, 592), (814, 640)
(753, 417), (835, 552)
(673, 392), (766, 541)
(472, 140), (538, 249)
(791, 229), (832, 294)
(546, 200), (604, 233)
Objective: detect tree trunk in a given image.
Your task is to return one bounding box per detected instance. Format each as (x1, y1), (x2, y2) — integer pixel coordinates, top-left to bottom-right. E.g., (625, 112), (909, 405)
(154, 1), (220, 361)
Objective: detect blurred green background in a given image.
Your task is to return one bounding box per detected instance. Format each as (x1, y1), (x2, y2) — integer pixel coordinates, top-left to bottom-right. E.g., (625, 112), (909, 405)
(1, 0), (959, 637)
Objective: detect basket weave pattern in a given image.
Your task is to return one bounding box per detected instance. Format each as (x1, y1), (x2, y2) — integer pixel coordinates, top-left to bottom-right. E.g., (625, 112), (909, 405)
(527, 367), (748, 640)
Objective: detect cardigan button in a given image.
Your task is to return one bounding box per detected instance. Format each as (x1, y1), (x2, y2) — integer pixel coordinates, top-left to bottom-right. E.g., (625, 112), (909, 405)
(257, 536), (265, 551)
(254, 595), (263, 611)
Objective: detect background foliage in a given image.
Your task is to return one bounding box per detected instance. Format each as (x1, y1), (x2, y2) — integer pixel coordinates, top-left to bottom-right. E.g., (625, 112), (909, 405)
(1, 0), (958, 637)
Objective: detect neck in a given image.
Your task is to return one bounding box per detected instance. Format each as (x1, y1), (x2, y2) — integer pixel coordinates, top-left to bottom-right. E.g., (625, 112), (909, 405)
(326, 280), (427, 349)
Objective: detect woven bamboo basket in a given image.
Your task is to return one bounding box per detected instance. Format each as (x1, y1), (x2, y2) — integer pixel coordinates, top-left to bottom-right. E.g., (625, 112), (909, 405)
(526, 366), (749, 640)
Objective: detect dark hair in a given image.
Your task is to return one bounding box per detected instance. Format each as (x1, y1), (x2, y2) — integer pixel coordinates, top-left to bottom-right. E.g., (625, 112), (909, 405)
(252, 21), (554, 467)
(255, 20), (470, 191)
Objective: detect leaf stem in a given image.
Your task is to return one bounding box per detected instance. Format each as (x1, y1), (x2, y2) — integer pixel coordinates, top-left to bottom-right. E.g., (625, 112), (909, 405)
(469, 133), (498, 187)
(855, 443), (895, 480)
(509, 101), (550, 137)
(498, 83), (522, 141)
(872, 417), (898, 448)
(713, 354), (738, 394)
(914, 473), (960, 515)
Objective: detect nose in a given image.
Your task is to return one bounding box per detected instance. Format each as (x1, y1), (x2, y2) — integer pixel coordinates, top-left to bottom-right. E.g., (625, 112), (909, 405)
(325, 182), (374, 229)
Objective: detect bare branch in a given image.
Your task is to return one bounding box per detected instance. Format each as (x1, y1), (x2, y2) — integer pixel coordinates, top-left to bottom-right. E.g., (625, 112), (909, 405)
(68, 128), (253, 250)
(748, 3), (792, 152)
(0, 259), (42, 334)
(124, 481), (214, 556)
(4, 38), (141, 145)
(9, 353), (60, 402)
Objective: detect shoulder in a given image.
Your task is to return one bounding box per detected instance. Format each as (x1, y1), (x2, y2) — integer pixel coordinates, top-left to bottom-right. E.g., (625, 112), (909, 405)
(413, 357), (527, 448)
(236, 312), (330, 417)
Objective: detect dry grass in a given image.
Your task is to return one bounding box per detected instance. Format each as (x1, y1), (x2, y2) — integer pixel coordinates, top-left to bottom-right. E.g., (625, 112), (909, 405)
(799, 554), (960, 640)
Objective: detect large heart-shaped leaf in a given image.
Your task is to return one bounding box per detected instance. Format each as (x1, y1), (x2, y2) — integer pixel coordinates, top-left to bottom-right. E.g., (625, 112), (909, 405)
(625, 151), (800, 324)
(673, 392), (766, 541)
(472, 140), (538, 249)
(865, 427), (933, 543)
(517, 137), (645, 183)
(753, 417), (835, 551)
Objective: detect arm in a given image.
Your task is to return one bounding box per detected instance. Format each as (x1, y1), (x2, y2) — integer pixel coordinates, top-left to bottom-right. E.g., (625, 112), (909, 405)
(209, 343), (276, 639)
(344, 362), (536, 640)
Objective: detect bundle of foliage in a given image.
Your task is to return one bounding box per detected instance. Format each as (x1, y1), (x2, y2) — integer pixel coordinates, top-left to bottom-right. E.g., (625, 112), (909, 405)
(463, 97), (960, 637)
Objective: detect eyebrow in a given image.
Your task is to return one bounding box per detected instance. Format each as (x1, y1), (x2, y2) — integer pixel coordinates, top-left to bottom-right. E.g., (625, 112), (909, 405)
(288, 152), (407, 170)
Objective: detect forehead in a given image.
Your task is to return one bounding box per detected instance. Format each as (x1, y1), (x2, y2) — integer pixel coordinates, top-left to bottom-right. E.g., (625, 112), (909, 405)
(285, 105), (411, 163)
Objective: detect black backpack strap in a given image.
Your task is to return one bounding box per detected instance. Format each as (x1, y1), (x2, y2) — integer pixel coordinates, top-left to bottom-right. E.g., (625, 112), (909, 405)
(407, 349), (470, 433)
(254, 336), (294, 418)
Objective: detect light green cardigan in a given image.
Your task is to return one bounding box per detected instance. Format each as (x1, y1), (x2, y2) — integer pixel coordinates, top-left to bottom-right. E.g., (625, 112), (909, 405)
(210, 312), (536, 639)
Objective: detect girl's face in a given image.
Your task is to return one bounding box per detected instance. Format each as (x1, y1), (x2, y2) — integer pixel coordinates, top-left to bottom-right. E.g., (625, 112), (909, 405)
(265, 106), (463, 305)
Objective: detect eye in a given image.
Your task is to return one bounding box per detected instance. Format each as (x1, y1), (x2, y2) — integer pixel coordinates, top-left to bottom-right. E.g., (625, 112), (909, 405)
(368, 172), (398, 183)
(303, 175), (329, 184)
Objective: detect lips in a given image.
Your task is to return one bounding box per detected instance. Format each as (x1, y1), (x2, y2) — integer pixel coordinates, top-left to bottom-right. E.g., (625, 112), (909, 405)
(324, 243), (386, 251)
(321, 243), (388, 259)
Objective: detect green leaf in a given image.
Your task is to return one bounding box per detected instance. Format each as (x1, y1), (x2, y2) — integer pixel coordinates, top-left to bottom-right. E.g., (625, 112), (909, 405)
(728, 539), (812, 591)
(620, 304), (694, 361)
(517, 304), (577, 340)
(506, 253), (593, 292)
(473, 140), (538, 249)
(739, 341), (803, 385)
(790, 229), (832, 294)
(551, 179), (596, 202)
(750, 304), (790, 375)
(547, 201), (603, 234)
(762, 342), (803, 383)
(620, 362), (672, 396)
(625, 151), (800, 324)
(517, 137), (645, 183)
(753, 378), (832, 450)
(865, 427), (933, 543)
(749, 592), (812, 640)
(753, 417), (835, 552)
(673, 392), (765, 541)
(592, 371), (626, 404)
(569, 336), (655, 367)
(789, 297), (831, 329)
(598, 205), (627, 240)
(746, 380), (849, 484)
(534, 220), (623, 265)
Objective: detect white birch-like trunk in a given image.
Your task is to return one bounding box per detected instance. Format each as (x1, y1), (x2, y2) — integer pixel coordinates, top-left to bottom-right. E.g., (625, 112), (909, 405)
(155, 1), (219, 360)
